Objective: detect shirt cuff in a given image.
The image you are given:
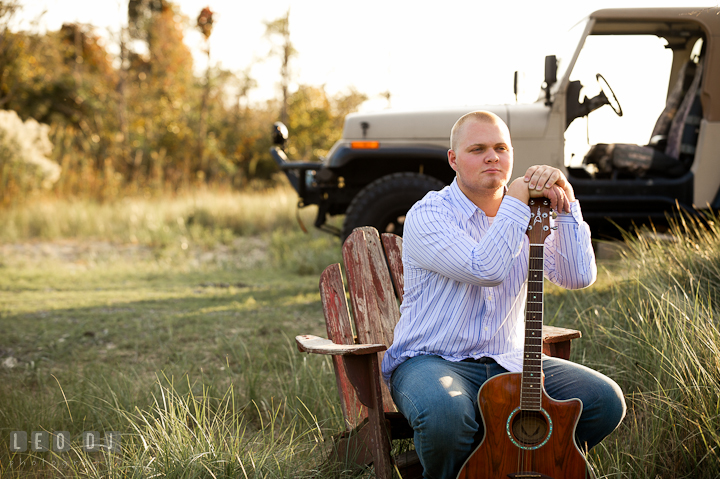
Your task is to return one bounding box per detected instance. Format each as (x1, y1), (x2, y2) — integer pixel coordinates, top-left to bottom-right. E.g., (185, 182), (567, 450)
(497, 195), (531, 228)
(554, 200), (584, 225)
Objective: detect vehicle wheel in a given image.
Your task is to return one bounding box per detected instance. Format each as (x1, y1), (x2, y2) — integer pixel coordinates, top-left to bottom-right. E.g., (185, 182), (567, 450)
(341, 172), (446, 240)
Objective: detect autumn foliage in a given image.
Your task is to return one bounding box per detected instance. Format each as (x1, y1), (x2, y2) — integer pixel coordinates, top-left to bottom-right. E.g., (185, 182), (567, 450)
(0, 1), (367, 205)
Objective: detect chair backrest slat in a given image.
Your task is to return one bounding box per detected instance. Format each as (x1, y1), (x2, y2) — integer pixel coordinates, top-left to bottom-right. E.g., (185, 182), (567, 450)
(343, 227), (401, 413)
(381, 233), (404, 304)
(319, 263), (365, 429)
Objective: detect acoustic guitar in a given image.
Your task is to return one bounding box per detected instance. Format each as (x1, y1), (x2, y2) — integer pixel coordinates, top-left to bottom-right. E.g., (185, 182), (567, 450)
(456, 198), (593, 479)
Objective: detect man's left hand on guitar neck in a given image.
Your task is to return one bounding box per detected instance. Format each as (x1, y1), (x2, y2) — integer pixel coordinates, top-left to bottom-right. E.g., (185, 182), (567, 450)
(507, 165), (575, 213)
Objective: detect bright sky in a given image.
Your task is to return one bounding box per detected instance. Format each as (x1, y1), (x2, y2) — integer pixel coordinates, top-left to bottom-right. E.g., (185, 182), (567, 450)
(13, 0), (720, 150)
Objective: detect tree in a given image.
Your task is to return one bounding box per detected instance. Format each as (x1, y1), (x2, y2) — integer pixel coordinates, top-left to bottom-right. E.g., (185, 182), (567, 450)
(196, 6), (214, 175)
(0, 1), (22, 108)
(286, 85), (367, 162)
(127, 0), (165, 44)
(129, 1), (196, 188)
(263, 10), (295, 125)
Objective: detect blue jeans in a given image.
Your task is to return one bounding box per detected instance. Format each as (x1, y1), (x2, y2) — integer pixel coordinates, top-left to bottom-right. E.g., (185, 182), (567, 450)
(390, 355), (626, 479)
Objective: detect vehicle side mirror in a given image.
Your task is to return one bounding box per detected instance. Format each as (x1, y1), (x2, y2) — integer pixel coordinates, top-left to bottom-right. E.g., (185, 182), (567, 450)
(544, 55), (557, 87)
(544, 55), (557, 106)
(272, 121), (288, 148)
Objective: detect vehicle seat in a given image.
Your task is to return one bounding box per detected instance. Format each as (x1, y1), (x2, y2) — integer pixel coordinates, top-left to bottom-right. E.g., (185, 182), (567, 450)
(583, 57), (703, 178)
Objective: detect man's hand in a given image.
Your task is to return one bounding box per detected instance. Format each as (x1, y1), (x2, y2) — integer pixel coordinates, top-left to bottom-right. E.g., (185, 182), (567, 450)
(507, 165), (575, 213)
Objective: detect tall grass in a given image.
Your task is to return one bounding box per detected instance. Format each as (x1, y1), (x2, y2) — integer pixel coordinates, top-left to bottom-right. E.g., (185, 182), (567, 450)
(1, 361), (346, 478)
(0, 185), (313, 245)
(47, 374), (336, 479)
(557, 217), (720, 478)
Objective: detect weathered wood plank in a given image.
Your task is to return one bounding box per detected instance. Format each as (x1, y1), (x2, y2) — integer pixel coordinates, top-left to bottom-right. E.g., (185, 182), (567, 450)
(343, 227), (400, 348)
(346, 353), (394, 479)
(319, 263), (366, 429)
(343, 227), (400, 412)
(295, 335), (386, 355)
(543, 340), (572, 360)
(320, 264), (354, 345)
(381, 233), (404, 304)
(542, 324), (582, 343)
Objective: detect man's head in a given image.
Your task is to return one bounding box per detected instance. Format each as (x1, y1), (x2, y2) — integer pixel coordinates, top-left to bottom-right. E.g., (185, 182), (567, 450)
(448, 111), (514, 203)
(449, 111), (510, 153)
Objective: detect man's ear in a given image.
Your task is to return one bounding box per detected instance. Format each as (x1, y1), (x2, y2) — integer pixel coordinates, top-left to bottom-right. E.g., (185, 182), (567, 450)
(448, 149), (458, 172)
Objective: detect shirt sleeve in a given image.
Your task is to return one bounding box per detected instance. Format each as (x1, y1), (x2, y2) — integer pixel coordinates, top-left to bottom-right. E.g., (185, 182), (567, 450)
(543, 200), (597, 289)
(403, 195), (531, 286)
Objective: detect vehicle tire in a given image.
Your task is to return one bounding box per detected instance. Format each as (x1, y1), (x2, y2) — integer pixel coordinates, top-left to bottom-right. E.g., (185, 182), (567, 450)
(341, 172), (447, 240)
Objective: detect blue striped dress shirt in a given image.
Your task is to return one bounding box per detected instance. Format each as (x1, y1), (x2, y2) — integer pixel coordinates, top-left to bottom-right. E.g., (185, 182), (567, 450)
(381, 178), (597, 385)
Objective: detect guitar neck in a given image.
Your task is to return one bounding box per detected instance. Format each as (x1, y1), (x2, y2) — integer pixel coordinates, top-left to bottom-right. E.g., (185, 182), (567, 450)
(521, 243), (544, 411)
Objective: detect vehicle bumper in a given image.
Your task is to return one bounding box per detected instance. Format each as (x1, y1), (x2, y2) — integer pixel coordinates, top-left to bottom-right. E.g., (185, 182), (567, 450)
(270, 146), (323, 206)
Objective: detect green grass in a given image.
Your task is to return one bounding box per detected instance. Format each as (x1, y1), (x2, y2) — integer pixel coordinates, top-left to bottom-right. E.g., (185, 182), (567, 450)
(1, 194), (719, 478)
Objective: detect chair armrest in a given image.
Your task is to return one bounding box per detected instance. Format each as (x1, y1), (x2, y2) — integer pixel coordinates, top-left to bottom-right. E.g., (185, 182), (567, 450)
(542, 325), (582, 343)
(295, 335), (387, 355)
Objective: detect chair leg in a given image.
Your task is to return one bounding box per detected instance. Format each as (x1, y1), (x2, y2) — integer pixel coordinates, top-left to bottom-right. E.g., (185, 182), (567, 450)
(395, 450), (423, 479)
(326, 419), (374, 470)
(342, 354), (394, 479)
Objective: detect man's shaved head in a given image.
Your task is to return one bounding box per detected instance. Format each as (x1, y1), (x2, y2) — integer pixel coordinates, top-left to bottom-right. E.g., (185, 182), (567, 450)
(450, 111), (510, 152)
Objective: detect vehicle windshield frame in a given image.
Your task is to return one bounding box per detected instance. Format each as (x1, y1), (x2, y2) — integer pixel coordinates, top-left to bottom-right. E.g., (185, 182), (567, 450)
(549, 16), (593, 97)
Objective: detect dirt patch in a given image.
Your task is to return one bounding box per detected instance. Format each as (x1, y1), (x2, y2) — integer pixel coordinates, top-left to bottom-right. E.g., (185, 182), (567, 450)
(0, 240), (154, 263)
(0, 237), (269, 269)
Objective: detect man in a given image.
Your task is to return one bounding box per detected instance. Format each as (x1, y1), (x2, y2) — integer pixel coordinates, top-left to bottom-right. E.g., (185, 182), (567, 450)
(380, 111), (625, 479)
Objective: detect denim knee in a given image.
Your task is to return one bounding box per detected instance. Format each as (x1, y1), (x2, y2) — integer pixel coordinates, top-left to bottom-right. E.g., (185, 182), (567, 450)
(581, 375), (626, 449)
(543, 357), (626, 450)
(408, 387), (479, 448)
(390, 355), (488, 478)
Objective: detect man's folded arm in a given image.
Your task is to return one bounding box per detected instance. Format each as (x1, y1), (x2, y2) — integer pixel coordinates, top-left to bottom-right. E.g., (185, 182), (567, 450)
(544, 200), (597, 289)
(403, 197), (531, 286)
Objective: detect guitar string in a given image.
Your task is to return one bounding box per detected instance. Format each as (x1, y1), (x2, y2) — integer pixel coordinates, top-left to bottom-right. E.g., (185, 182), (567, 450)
(520, 209), (546, 476)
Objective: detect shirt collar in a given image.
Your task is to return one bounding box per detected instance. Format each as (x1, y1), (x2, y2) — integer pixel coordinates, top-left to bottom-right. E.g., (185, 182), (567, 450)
(449, 178), (481, 221)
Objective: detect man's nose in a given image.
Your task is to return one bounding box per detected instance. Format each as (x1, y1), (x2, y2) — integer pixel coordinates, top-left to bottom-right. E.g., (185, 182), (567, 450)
(484, 149), (499, 162)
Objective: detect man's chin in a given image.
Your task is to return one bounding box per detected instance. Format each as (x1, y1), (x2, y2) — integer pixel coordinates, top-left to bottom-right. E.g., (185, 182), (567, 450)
(464, 183), (506, 197)
(480, 179), (507, 191)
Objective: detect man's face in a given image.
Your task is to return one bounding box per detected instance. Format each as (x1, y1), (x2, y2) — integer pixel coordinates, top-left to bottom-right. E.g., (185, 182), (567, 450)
(448, 119), (513, 197)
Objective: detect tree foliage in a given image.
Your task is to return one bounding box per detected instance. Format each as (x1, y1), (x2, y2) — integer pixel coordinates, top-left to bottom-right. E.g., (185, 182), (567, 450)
(0, 1), (368, 204)
(264, 10), (295, 125)
(286, 85), (367, 161)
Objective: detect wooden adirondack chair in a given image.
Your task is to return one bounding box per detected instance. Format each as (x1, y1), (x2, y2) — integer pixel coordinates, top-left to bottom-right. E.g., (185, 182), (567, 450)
(295, 226), (582, 479)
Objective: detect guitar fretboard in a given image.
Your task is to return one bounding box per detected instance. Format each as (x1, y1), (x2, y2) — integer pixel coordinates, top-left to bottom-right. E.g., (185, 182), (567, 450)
(521, 244), (544, 411)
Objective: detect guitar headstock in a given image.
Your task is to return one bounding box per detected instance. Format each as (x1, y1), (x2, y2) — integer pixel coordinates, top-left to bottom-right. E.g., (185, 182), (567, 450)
(526, 198), (554, 244)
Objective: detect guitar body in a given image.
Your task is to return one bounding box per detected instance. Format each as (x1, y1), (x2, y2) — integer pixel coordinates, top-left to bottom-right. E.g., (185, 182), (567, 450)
(457, 372), (590, 479)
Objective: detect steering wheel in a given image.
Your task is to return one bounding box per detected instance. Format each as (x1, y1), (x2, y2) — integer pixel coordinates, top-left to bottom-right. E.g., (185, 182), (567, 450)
(596, 73), (623, 117)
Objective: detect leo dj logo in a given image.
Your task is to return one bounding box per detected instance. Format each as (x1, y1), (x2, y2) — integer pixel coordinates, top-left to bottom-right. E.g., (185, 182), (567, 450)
(10, 431), (121, 453)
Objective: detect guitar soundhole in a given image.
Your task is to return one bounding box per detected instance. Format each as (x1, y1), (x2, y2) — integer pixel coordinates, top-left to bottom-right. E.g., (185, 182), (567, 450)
(510, 410), (550, 448)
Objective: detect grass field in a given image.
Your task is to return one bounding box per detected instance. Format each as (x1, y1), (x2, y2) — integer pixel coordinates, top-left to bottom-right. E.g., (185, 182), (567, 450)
(1, 190), (719, 478)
